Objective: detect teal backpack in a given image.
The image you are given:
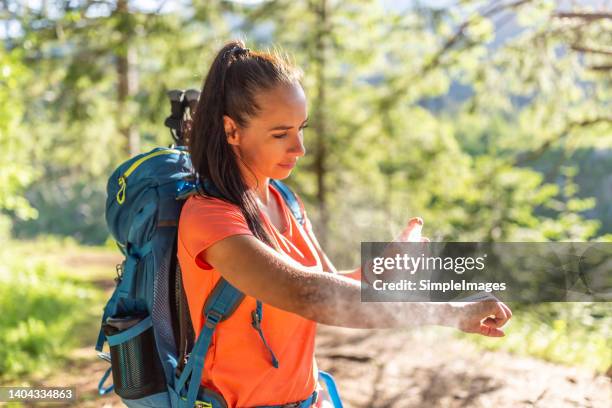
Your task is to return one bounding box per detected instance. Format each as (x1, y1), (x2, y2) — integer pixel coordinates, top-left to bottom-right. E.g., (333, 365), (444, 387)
(95, 90), (343, 408)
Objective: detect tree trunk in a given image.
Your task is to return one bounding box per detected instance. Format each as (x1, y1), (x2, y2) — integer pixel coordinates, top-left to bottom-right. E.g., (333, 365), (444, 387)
(116, 0), (139, 156)
(312, 0), (329, 247)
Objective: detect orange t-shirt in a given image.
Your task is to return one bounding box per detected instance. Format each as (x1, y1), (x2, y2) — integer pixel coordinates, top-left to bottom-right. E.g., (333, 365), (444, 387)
(177, 182), (323, 407)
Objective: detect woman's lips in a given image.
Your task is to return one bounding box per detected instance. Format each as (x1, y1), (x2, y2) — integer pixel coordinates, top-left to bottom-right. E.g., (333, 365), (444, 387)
(278, 162), (296, 169)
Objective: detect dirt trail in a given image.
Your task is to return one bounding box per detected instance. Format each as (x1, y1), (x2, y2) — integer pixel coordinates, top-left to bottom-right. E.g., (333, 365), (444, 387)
(31, 325), (610, 408)
(314, 326), (611, 408)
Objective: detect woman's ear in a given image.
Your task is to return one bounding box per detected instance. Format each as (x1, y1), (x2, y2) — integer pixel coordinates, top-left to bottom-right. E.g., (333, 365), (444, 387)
(223, 115), (240, 146)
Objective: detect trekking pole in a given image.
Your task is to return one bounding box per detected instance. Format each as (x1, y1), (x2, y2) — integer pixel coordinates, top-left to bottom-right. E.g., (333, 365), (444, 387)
(184, 89), (200, 115)
(164, 88), (201, 148)
(165, 89), (186, 146)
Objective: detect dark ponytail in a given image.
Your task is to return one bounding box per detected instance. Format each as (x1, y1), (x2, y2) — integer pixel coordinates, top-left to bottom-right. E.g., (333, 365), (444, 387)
(188, 40), (303, 249)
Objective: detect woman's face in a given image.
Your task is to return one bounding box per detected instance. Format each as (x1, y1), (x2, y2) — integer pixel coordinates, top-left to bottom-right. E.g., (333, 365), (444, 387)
(225, 82), (308, 185)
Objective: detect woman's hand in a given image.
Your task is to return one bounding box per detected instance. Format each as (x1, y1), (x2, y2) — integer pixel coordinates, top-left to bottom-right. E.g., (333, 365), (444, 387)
(379, 217), (431, 261)
(449, 293), (513, 337)
(358, 217), (430, 285)
(394, 220), (512, 337)
(377, 217), (429, 259)
(388, 218), (513, 337)
(395, 217), (430, 243)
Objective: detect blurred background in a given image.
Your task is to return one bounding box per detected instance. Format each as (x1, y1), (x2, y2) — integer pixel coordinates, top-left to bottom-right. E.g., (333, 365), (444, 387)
(0, 0), (610, 406)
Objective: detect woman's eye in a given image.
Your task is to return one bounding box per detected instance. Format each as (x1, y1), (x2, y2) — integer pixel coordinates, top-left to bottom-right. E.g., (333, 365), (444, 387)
(273, 126), (307, 139)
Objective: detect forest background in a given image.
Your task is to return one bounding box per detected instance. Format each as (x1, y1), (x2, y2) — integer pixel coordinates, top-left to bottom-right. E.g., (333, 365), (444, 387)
(0, 0), (610, 404)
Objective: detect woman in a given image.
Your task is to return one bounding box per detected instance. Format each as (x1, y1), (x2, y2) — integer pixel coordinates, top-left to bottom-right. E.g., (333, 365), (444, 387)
(177, 40), (512, 408)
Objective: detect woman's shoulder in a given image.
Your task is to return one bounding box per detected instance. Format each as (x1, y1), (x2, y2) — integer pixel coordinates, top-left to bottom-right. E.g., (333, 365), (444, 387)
(180, 194), (247, 226)
(178, 194), (252, 254)
(183, 193), (240, 212)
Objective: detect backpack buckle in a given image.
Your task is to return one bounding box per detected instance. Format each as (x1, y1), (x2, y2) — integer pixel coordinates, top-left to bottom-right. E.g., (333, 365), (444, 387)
(114, 263), (124, 283)
(204, 310), (223, 329)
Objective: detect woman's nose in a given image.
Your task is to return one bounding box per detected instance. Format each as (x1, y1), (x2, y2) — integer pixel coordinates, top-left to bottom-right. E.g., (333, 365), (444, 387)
(290, 133), (306, 157)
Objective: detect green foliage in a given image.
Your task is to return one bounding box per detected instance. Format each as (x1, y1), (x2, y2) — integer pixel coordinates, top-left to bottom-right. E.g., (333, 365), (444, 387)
(0, 46), (38, 234)
(3, 0), (610, 248)
(6, 1), (234, 244)
(239, 0), (611, 266)
(0, 240), (102, 380)
(459, 302), (612, 373)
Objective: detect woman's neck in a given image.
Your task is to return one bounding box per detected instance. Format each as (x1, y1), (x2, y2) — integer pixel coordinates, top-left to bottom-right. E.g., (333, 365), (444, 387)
(245, 176), (271, 206)
(235, 157), (271, 205)
(232, 146), (270, 207)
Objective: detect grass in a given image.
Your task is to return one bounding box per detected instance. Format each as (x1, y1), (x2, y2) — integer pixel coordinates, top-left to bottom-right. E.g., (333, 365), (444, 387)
(458, 302), (612, 373)
(0, 237), (115, 382)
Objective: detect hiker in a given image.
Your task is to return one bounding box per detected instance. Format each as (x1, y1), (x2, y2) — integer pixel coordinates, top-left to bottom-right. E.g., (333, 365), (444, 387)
(177, 39), (512, 408)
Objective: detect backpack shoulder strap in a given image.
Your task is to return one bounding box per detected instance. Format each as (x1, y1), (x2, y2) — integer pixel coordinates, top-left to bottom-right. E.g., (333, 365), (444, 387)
(175, 278), (243, 408)
(270, 179), (305, 226)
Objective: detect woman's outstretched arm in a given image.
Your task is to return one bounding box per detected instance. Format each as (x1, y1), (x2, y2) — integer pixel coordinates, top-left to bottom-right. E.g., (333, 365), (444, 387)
(203, 234), (512, 337)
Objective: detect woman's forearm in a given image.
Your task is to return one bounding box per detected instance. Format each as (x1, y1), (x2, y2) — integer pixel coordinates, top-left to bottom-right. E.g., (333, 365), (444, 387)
(339, 263), (382, 286)
(295, 269), (455, 329)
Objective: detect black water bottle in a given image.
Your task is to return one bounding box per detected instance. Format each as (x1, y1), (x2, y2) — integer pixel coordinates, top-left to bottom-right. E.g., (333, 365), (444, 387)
(103, 314), (166, 400)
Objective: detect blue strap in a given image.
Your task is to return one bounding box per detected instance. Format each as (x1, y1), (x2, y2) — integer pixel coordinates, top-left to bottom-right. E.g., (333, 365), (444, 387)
(297, 391), (318, 408)
(270, 179), (304, 225)
(97, 367), (114, 395)
(116, 255), (138, 299)
(94, 241), (154, 352)
(181, 319), (215, 407)
(251, 300), (279, 368)
(94, 276), (127, 352)
(94, 257), (136, 352)
(319, 371), (343, 408)
(176, 180), (198, 200)
(129, 241), (153, 258)
(107, 316), (152, 347)
(115, 242), (152, 305)
(95, 324), (107, 352)
(174, 279), (243, 408)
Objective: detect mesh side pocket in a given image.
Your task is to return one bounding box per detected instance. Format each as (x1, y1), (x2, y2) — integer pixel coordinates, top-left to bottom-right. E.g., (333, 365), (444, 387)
(105, 316), (167, 400)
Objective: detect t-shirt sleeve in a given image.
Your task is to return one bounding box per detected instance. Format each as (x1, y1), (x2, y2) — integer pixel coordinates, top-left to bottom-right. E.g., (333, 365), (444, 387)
(178, 196), (254, 269)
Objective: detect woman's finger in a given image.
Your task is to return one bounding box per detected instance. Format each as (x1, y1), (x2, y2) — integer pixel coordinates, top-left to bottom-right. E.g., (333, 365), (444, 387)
(397, 217), (423, 242)
(482, 313), (507, 329)
(487, 302), (509, 327)
(480, 323), (505, 337)
(499, 302), (513, 321)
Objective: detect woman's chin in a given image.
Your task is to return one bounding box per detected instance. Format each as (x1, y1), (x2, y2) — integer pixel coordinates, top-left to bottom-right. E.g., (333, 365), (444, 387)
(272, 168), (293, 179)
